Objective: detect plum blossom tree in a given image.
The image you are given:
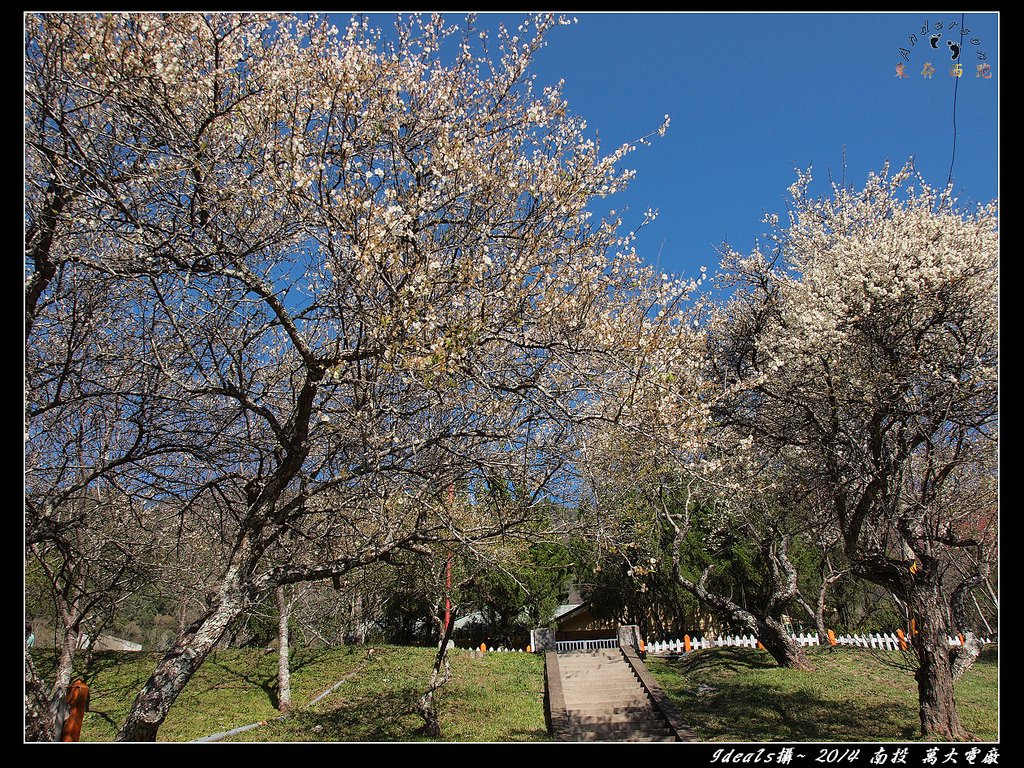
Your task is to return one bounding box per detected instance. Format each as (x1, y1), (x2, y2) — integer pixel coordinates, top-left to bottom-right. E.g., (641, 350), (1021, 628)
(709, 163), (997, 739)
(25, 11), (680, 740)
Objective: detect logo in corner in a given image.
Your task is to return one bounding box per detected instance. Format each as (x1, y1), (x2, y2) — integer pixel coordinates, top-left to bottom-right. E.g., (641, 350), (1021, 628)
(896, 18), (993, 80)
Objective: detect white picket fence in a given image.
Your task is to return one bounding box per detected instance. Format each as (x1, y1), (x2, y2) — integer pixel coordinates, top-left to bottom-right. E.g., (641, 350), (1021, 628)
(458, 633), (997, 655)
(456, 645), (530, 653)
(646, 632), (996, 655)
(833, 633), (996, 650)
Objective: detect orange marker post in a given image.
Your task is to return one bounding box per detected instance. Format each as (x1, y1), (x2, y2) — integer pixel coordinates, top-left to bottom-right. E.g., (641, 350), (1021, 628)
(827, 629), (837, 646)
(756, 641), (765, 650)
(958, 634), (965, 646)
(639, 639), (645, 652)
(896, 628), (908, 650)
(684, 635), (691, 653)
(480, 643), (487, 653)
(526, 644), (532, 654)
(60, 680), (90, 742)
(910, 618), (916, 636)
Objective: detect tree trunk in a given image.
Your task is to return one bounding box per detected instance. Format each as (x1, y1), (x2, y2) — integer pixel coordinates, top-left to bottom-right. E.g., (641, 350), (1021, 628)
(950, 632), (984, 682)
(52, 624), (78, 698)
(911, 583), (971, 740)
(756, 616), (814, 671)
(678, 569), (813, 670)
(813, 596), (828, 645)
(25, 653), (56, 742)
(276, 586), (293, 713)
(948, 570), (986, 681)
(117, 563), (252, 741)
(49, 623), (79, 739)
(419, 611), (456, 739)
(811, 567), (845, 644)
(674, 537), (814, 671)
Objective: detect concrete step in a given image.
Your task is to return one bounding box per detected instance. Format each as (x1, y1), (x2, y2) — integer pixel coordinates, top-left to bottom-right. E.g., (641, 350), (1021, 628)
(563, 689), (646, 698)
(561, 676), (639, 684)
(564, 699), (651, 708)
(564, 699), (651, 710)
(552, 644), (681, 742)
(570, 729), (676, 742)
(565, 716), (667, 729)
(567, 705), (658, 717)
(561, 681), (643, 691)
(562, 675), (639, 684)
(563, 691), (649, 701)
(563, 692), (648, 701)
(559, 664), (635, 672)
(558, 652), (623, 659)
(568, 719), (669, 733)
(559, 664), (631, 671)
(568, 717), (669, 728)
(559, 663), (631, 670)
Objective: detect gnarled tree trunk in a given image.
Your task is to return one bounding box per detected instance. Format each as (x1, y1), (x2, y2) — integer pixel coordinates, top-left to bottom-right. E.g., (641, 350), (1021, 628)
(117, 546), (256, 741)
(948, 566), (989, 682)
(950, 632), (983, 682)
(910, 580), (970, 741)
(677, 566), (813, 670)
(756, 615), (813, 671)
(673, 530), (814, 671)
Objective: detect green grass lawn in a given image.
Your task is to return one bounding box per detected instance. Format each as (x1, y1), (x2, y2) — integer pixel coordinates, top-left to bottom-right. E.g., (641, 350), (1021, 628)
(30, 644), (996, 742)
(645, 646), (998, 742)
(31, 645), (549, 742)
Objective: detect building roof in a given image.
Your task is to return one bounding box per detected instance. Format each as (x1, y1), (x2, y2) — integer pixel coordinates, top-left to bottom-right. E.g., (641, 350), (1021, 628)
(551, 603), (588, 624)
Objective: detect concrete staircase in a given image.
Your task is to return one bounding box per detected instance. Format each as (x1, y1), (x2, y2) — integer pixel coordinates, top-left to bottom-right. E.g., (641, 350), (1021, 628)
(553, 648), (678, 742)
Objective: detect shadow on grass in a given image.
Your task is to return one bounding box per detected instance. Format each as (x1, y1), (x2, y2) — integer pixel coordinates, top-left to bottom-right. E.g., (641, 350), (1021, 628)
(670, 647), (780, 675)
(505, 728), (554, 741)
(78, 652), (159, 706)
(88, 709), (121, 731)
(976, 647), (998, 665)
(287, 686), (425, 741)
(682, 682), (921, 741)
(652, 648), (936, 741)
(204, 648), (334, 709)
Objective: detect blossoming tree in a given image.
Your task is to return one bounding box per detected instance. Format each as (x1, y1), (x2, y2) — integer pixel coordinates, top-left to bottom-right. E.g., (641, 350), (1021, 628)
(25, 12), (679, 740)
(709, 164), (997, 739)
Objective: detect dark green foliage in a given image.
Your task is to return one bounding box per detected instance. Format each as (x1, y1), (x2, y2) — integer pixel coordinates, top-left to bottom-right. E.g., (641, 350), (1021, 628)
(455, 540), (573, 648)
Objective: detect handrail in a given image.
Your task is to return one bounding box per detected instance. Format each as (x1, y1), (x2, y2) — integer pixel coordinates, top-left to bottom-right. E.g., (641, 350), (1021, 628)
(544, 650), (572, 741)
(619, 644), (693, 742)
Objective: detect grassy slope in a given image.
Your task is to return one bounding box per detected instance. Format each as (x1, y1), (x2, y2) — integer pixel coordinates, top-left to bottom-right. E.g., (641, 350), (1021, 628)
(31, 645), (549, 743)
(30, 644), (995, 742)
(227, 646), (549, 742)
(645, 646), (998, 742)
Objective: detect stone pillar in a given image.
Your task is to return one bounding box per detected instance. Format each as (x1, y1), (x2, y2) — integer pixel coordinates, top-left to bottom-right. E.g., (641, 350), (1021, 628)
(531, 627), (556, 652)
(617, 624), (642, 650)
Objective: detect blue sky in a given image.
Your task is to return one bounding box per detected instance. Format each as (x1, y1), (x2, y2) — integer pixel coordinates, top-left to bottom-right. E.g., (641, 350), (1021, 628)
(530, 12), (1000, 279)
(352, 12), (998, 282)
(366, 11), (991, 282)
